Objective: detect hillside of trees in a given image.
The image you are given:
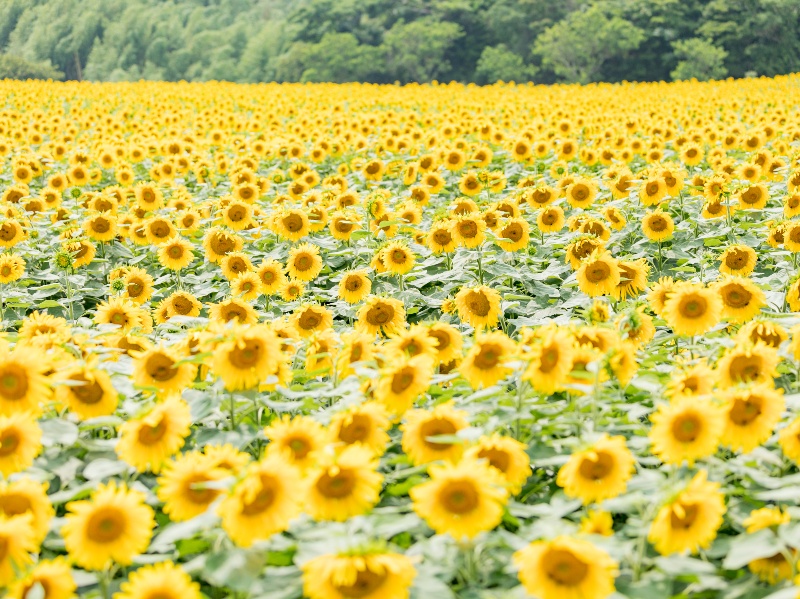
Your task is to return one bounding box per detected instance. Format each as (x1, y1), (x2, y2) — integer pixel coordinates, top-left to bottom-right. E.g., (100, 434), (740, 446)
(1, 0), (799, 84)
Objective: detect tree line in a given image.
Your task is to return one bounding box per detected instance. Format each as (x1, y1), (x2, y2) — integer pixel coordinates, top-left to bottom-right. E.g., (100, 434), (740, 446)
(1, 0), (799, 84)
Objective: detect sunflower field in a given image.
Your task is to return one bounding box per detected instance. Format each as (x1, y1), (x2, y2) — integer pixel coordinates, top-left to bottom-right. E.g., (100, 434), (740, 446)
(3, 76), (800, 599)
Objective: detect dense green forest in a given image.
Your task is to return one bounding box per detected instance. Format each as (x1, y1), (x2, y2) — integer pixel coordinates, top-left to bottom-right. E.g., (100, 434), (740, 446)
(1, 0), (799, 84)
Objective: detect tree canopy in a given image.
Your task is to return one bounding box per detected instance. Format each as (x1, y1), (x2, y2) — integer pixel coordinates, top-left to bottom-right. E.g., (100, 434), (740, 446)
(0, 0), (798, 84)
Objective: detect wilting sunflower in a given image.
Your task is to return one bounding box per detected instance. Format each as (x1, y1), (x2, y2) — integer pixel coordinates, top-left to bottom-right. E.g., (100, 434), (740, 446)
(715, 342), (779, 388)
(641, 209), (674, 241)
(257, 259), (288, 295)
(339, 270), (371, 304)
(401, 403), (468, 466)
(55, 364), (118, 421)
(713, 276), (765, 323)
(464, 434), (531, 494)
(0, 412), (41, 476)
(648, 470), (726, 555)
(0, 514), (37, 587)
(513, 536), (618, 599)
(662, 283), (722, 336)
(218, 455), (304, 547)
(305, 445), (383, 521)
(301, 551), (416, 599)
(719, 383), (784, 453)
(62, 481), (154, 570)
(287, 243), (323, 281)
(410, 458), (508, 539)
(263, 414), (327, 471)
(6, 557), (75, 599)
(741, 507), (793, 583)
(94, 297), (146, 333)
(0, 477), (54, 545)
(357, 295), (406, 336)
(115, 395), (192, 473)
(719, 244), (757, 276)
(157, 451), (227, 522)
(0, 253), (25, 283)
(523, 327), (575, 394)
(454, 285), (502, 329)
(459, 331), (516, 389)
(576, 249), (620, 297)
(649, 396), (724, 465)
(557, 434), (635, 504)
(114, 561), (201, 599)
(329, 401), (390, 454)
(133, 345), (196, 394)
(611, 258), (649, 301)
(157, 236), (195, 271)
(0, 345), (51, 415)
(212, 324), (281, 391)
(374, 354), (435, 415)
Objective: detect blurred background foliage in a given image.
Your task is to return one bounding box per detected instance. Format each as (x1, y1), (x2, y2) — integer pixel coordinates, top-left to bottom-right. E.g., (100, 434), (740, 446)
(0, 0), (798, 84)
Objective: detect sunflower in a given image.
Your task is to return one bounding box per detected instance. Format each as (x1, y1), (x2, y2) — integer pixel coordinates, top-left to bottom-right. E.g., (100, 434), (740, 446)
(641, 209), (674, 242)
(426, 220), (457, 254)
(134, 183), (164, 210)
(338, 270), (371, 304)
(719, 383), (784, 453)
(305, 445), (382, 521)
(715, 342), (779, 388)
(0, 477), (53, 545)
(336, 331), (376, 378)
(557, 434), (635, 504)
(384, 325), (438, 360)
(0, 514), (37, 587)
(537, 206), (565, 233)
(665, 360), (714, 399)
(121, 266), (154, 304)
(55, 364), (118, 420)
(662, 283), (722, 336)
(513, 536), (618, 599)
(63, 238), (96, 268)
(292, 303), (334, 338)
(648, 470), (726, 556)
(208, 297), (258, 325)
(281, 279), (305, 302)
(576, 249), (620, 297)
(496, 217), (530, 252)
(741, 508), (794, 583)
(357, 296), (406, 336)
(114, 561), (201, 599)
(165, 290), (202, 318)
(381, 241), (415, 276)
(0, 412), (41, 476)
(287, 243), (323, 281)
(647, 276), (676, 316)
(222, 200), (253, 231)
(580, 510), (614, 536)
(738, 183), (768, 209)
(401, 403), (469, 466)
(0, 346), (51, 415)
(212, 324), (281, 391)
(6, 557), (75, 599)
(714, 276), (765, 323)
(62, 481), (154, 570)
(611, 258), (649, 301)
(454, 285), (502, 329)
(115, 395), (192, 473)
(639, 176), (667, 206)
(257, 259), (288, 295)
(157, 236), (195, 270)
(464, 434), (531, 494)
(451, 215), (486, 248)
(202, 227), (243, 263)
(157, 451), (227, 522)
(459, 331), (516, 389)
(220, 251), (253, 280)
(329, 402), (389, 454)
(0, 253), (25, 283)
(565, 178), (597, 209)
(231, 271), (262, 301)
(0, 219), (25, 248)
(410, 457), (508, 539)
(374, 354), (435, 415)
(649, 396), (724, 465)
(133, 345), (196, 394)
(94, 297), (146, 333)
(301, 551), (416, 599)
(264, 414), (327, 471)
(740, 320), (788, 348)
(719, 244), (757, 276)
(421, 322), (460, 365)
(523, 327), (575, 394)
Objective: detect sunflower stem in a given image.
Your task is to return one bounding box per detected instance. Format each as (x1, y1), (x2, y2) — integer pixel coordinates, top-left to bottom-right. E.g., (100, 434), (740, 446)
(175, 269), (183, 291)
(229, 392), (236, 430)
(64, 268), (75, 323)
(98, 568), (111, 599)
(0, 284), (5, 331)
(476, 249), (484, 285)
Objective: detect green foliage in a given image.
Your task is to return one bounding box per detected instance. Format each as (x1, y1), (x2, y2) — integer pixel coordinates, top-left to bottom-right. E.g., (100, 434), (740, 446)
(474, 45), (534, 84)
(0, 0), (799, 83)
(0, 53), (62, 80)
(533, 3), (646, 84)
(670, 38), (728, 81)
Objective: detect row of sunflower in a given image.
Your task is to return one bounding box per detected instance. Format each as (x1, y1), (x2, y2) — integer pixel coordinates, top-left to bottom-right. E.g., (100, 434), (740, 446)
(1, 76), (800, 598)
